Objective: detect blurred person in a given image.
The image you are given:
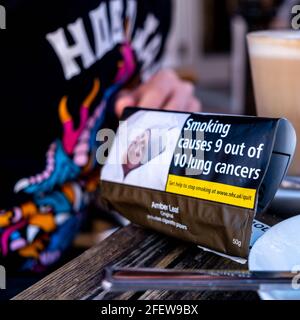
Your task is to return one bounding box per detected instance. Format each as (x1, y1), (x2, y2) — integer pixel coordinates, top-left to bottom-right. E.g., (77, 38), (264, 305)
(0, 0), (201, 273)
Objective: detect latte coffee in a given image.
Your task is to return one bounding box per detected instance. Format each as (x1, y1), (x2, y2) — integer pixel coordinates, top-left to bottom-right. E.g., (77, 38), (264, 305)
(247, 31), (300, 175)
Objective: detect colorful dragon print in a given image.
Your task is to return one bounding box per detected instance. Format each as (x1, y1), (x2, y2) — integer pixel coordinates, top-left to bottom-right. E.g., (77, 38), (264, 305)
(14, 37), (136, 195)
(0, 29), (137, 271)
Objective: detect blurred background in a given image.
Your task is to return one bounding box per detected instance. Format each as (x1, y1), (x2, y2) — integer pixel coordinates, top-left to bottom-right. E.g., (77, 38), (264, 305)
(163, 0), (298, 116)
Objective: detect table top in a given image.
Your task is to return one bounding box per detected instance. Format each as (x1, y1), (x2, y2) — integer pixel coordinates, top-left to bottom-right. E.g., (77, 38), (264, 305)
(13, 213), (280, 300)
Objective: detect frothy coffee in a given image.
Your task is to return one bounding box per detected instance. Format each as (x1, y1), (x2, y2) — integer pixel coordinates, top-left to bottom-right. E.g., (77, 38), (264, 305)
(248, 31), (300, 58)
(248, 31), (300, 175)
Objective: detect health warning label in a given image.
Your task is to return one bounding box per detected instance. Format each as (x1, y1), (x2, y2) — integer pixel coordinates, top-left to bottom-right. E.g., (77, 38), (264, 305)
(166, 174), (256, 209)
(166, 115), (278, 210)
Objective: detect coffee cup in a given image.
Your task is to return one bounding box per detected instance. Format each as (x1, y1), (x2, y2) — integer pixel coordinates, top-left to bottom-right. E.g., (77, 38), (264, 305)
(247, 30), (300, 175)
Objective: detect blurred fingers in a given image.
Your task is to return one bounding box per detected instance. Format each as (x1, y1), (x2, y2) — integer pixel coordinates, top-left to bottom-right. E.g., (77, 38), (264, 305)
(186, 96), (202, 113)
(163, 81), (196, 111)
(115, 90), (137, 118)
(136, 70), (178, 108)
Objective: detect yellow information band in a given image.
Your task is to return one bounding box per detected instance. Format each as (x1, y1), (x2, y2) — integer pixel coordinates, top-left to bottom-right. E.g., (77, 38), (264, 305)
(166, 174), (256, 209)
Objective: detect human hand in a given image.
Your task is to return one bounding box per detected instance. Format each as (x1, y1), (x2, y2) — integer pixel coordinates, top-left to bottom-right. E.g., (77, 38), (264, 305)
(115, 69), (202, 118)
